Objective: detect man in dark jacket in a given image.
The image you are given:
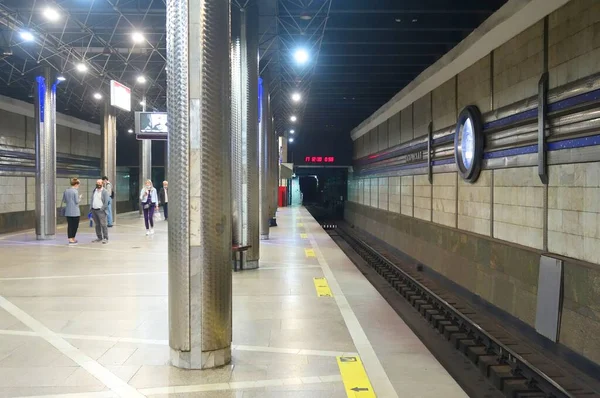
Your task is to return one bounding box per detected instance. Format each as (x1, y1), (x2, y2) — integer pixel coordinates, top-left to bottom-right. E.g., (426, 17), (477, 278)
(90, 179), (110, 243)
(159, 181), (168, 221)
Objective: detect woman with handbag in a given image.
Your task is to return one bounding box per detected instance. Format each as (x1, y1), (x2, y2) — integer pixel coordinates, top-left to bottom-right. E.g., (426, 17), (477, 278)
(61, 178), (83, 245)
(140, 179), (159, 235)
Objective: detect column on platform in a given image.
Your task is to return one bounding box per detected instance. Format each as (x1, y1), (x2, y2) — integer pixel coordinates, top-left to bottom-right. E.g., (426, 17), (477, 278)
(231, 3), (260, 268)
(34, 67), (57, 240)
(258, 78), (270, 239)
(166, 0), (232, 369)
(164, 141), (169, 181)
(102, 102), (117, 224)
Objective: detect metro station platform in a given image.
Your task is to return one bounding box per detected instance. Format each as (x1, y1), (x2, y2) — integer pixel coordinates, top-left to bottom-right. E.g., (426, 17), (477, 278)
(0, 207), (466, 398)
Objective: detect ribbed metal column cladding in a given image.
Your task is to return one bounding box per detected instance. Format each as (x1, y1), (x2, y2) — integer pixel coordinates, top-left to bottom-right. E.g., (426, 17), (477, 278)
(258, 78), (270, 239)
(102, 102), (117, 224)
(244, 2), (260, 266)
(272, 129), (279, 219)
(231, 6), (243, 253)
(231, 2), (259, 268)
(167, 0), (232, 369)
(34, 67), (57, 240)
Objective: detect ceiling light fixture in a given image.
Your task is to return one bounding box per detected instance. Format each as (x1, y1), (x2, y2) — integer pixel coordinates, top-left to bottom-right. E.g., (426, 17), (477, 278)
(140, 101), (146, 106)
(291, 92), (301, 102)
(289, 137), (294, 143)
(43, 7), (60, 22)
(290, 115), (297, 122)
(136, 75), (146, 84)
(20, 31), (34, 42)
(290, 129), (295, 134)
(56, 75), (66, 82)
(132, 32), (145, 44)
(75, 63), (87, 73)
(128, 128), (134, 133)
(93, 92), (102, 100)
(299, 12), (312, 20)
(293, 49), (309, 64)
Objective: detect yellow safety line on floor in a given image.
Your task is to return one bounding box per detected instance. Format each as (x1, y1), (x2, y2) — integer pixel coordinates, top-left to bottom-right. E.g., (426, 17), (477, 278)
(313, 277), (333, 297)
(337, 356), (376, 397)
(305, 248), (315, 257)
(298, 222), (304, 227)
(300, 233), (308, 239)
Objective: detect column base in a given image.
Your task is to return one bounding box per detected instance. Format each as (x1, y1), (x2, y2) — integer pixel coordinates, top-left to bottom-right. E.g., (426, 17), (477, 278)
(260, 234), (269, 240)
(170, 346), (231, 369)
(245, 259), (259, 270)
(36, 234), (55, 241)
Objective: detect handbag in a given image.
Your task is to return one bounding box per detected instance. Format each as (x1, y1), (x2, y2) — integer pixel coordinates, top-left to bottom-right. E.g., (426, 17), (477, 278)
(154, 208), (161, 221)
(143, 203), (150, 210)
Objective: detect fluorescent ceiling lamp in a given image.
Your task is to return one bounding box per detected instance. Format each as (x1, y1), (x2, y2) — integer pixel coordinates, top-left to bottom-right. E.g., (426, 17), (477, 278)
(136, 75), (146, 84)
(290, 115), (297, 122)
(20, 31), (34, 42)
(132, 32), (145, 43)
(289, 137), (294, 143)
(290, 129), (295, 134)
(291, 92), (301, 102)
(56, 75), (66, 81)
(93, 92), (102, 100)
(293, 49), (309, 64)
(75, 63), (87, 72)
(128, 129), (133, 133)
(43, 8), (60, 22)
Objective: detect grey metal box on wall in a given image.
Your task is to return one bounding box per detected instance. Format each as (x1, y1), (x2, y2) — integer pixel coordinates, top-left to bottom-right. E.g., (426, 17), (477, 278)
(535, 255), (563, 342)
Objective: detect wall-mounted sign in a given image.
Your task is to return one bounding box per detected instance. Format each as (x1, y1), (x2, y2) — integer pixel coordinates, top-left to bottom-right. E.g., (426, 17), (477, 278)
(305, 156), (335, 163)
(134, 111), (168, 140)
(454, 105), (483, 183)
(110, 80), (131, 112)
(405, 151), (424, 163)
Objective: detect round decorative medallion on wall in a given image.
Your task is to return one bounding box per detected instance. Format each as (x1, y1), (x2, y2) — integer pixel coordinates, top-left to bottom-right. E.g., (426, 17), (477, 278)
(454, 105), (484, 183)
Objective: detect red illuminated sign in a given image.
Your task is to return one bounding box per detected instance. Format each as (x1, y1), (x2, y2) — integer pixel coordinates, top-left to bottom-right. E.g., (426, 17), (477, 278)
(305, 156), (335, 163)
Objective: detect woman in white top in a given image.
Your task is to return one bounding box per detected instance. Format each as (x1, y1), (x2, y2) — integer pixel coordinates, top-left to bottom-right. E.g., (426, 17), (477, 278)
(140, 179), (159, 235)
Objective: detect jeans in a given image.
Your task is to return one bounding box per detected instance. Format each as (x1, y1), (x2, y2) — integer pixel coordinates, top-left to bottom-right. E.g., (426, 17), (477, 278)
(106, 198), (113, 226)
(163, 203), (168, 220)
(91, 209), (108, 240)
(143, 205), (155, 230)
(66, 216), (80, 239)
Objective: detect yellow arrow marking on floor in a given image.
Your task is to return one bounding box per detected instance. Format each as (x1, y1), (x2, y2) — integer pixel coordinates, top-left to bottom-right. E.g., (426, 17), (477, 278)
(300, 233), (308, 239)
(298, 223), (304, 227)
(313, 277), (333, 297)
(304, 248), (315, 257)
(337, 356), (376, 397)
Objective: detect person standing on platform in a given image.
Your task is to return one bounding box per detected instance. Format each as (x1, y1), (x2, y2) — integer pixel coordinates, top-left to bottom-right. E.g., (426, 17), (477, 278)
(159, 180), (168, 221)
(61, 178), (82, 245)
(102, 176), (114, 227)
(140, 179), (158, 235)
(90, 179), (110, 244)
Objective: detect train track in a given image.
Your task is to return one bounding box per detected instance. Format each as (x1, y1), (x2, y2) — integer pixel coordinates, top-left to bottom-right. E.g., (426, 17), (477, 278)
(329, 222), (597, 398)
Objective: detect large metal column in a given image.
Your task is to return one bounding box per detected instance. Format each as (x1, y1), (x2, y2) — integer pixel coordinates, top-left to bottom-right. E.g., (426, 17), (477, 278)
(139, 99), (151, 216)
(102, 102), (117, 224)
(231, 3), (260, 268)
(34, 67), (57, 240)
(258, 78), (269, 239)
(164, 141), (169, 181)
(167, 0), (231, 369)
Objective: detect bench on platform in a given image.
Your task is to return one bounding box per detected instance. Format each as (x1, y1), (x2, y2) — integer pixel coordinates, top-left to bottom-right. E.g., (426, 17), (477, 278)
(232, 245), (251, 272)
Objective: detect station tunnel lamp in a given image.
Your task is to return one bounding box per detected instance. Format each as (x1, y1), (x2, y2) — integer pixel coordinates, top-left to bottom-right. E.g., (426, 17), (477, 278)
(20, 31), (34, 42)
(290, 115), (297, 122)
(43, 7), (60, 22)
(293, 49), (309, 64)
(289, 137), (294, 143)
(139, 100), (146, 107)
(136, 75), (146, 84)
(75, 63), (88, 73)
(56, 75), (66, 82)
(128, 129), (134, 133)
(291, 92), (301, 102)
(290, 129), (295, 134)
(132, 32), (145, 44)
(93, 92), (102, 100)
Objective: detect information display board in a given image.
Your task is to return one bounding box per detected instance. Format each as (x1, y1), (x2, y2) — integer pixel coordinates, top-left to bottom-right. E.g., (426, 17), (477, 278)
(110, 80), (131, 112)
(135, 111), (168, 140)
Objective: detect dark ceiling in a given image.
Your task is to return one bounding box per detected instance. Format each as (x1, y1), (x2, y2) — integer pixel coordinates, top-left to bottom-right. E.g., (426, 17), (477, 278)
(0, 0), (507, 154)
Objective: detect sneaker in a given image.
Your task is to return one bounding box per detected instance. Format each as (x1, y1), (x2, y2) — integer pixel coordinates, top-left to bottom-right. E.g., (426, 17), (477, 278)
(108, 225), (113, 228)
(102, 239), (108, 244)
(92, 238), (102, 243)
(68, 241), (78, 246)
(150, 229), (155, 235)
(146, 230), (150, 236)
